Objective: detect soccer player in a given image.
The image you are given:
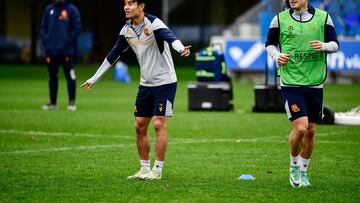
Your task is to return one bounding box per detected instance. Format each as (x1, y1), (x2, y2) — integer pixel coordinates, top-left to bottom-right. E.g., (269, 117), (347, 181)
(265, 0), (339, 187)
(81, 0), (191, 180)
(40, 0), (81, 111)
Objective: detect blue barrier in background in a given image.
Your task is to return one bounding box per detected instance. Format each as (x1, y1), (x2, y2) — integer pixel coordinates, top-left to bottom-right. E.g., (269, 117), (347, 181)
(327, 40), (360, 72)
(224, 39), (360, 72)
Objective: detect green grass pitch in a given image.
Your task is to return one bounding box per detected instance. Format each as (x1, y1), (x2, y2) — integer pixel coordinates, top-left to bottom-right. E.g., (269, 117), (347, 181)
(0, 64), (360, 202)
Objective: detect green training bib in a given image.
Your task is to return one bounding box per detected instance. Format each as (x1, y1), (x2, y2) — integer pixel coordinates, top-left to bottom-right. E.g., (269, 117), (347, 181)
(279, 8), (328, 86)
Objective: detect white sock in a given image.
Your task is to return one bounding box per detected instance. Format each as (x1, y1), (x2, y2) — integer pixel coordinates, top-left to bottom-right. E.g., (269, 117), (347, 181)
(290, 155), (300, 167)
(152, 160), (164, 174)
(140, 159), (151, 171)
(300, 157), (310, 172)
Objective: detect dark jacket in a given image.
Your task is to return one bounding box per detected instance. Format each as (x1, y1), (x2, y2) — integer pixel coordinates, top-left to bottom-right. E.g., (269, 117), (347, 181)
(40, 0), (81, 56)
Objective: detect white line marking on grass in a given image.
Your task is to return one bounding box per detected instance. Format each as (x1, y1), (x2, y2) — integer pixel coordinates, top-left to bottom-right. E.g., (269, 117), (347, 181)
(1, 144), (128, 155)
(1, 129), (358, 155)
(171, 136), (283, 144)
(317, 131), (360, 137)
(1, 138), (282, 155)
(319, 141), (360, 144)
(171, 136), (359, 145)
(0, 129), (133, 139)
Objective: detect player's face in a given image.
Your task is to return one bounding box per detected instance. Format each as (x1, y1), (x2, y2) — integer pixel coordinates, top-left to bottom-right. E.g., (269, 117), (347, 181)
(124, 0), (144, 19)
(289, 0), (308, 11)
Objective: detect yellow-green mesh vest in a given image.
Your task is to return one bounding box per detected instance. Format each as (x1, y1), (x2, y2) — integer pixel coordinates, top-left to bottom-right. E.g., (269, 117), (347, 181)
(278, 8), (328, 86)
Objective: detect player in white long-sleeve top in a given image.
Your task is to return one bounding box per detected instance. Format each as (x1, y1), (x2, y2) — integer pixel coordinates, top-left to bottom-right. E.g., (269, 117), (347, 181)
(81, 0), (191, 180)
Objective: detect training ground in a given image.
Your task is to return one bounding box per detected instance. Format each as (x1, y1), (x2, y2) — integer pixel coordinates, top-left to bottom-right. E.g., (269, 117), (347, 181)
(0, 64), (359, 202)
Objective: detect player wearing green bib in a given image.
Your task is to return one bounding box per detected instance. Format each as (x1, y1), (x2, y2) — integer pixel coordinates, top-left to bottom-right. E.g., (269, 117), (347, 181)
(279, 8), (327, 86)
(265, 0), (339, 187)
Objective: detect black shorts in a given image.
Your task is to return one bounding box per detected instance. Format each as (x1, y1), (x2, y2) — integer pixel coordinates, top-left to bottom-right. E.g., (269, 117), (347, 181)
(134, 82), (177, 117)
(281, 86), (323, 123)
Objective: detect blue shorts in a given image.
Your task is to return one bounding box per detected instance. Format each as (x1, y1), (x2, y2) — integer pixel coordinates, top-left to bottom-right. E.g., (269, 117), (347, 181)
(281, 86), (323, 123)
(134, 82), (177, 117)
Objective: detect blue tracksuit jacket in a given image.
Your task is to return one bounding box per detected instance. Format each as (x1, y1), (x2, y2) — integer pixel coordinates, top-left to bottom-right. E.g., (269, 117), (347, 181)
(40, 0), (81, 56)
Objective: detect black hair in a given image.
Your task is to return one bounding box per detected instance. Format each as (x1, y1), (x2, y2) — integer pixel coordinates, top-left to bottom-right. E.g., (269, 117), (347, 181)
(285, 0), (290, 8)
(133, 0), (147, 5)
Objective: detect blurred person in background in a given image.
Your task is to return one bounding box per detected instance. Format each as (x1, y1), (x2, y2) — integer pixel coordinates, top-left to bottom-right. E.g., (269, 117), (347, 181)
(81, 0), (191, 180)
(265, 0), (339, 187)
(40, 0), (81, 111)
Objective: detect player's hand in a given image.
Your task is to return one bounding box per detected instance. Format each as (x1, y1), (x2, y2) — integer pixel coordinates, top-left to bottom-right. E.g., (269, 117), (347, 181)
(80, 80), (93, 92)
(277, 53), (291, 66)
(181, 45), (192, 57)
(309, 40), (323, 52)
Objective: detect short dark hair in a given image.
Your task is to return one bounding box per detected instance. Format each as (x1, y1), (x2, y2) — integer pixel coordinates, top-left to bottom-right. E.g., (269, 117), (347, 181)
(285, 0), (290, 8)
(134, 0), (147, 5)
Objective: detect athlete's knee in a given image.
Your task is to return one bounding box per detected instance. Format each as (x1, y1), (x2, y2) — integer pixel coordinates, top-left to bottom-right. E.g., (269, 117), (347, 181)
(48, 72), (58, 80)
(64, 73), (72, 81)
(65, 69), (76, 81)
(306, 125), (316, 138)
(292, 117), (309, 136)
(135, 120), (148, 135)
(153, 118), (167, 132)
(294, 125), (308, 137)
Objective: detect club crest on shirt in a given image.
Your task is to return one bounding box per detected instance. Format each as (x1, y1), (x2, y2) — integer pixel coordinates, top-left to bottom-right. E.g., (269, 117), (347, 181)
(144, 27), (152, 36)
(59, 10), (68, 21)
(159, 103), (163, 112)
(291, 104), (300, 113)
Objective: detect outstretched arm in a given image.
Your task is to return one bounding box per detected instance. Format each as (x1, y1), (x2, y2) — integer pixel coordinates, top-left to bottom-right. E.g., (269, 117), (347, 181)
(81, 35), (129, 91)
(152, 18), (191, 57)
(80, 59), (112, 91)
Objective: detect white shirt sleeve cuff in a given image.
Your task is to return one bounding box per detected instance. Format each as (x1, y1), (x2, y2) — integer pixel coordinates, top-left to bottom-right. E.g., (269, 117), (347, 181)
(266, 45), (280, 61)
(321, 41), (339, 53)
(171, 40), (185, 53)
